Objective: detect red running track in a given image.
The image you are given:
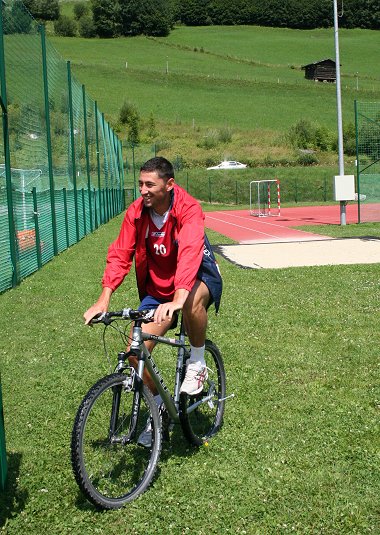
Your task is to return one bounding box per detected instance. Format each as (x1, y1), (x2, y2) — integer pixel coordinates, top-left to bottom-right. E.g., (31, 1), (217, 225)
(204, 204), (361, 243)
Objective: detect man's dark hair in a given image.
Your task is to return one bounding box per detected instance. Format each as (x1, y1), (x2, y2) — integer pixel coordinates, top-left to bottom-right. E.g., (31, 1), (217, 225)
(140, 157), (174, 181)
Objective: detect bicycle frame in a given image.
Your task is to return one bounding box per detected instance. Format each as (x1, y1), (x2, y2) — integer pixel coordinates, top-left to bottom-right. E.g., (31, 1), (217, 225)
(117, 316), (190, 424)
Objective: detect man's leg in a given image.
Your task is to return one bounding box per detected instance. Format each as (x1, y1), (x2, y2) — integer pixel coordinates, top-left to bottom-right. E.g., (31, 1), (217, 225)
(180, 280), (211, 395)
(182, 279), (210, 346)
(128, 319), (173, 394)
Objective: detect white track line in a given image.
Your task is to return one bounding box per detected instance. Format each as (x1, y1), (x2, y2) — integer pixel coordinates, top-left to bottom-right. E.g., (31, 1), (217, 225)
(205, 215), (285, 240)
(207, 212), (324, 237)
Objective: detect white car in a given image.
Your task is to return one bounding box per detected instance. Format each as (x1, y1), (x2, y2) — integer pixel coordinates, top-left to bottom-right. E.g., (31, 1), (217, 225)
(207, 160), (247, 170)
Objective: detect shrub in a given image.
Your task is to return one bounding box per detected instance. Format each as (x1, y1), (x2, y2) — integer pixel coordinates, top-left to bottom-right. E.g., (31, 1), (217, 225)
(297, 152), (319, 166)
(119, 101), (139, 125)
(128, 114), (140, 145)
(54, 15), (77, 37)
(315, 125), (332, 151)
(343, 122), (357, 156)
(73, 2), (89, 20)
(288, 119), (317, 149)
(146, 112), (158, 139)
(218, 126), (233, 143)
(4, 3), (32, 34)
(154, 139), (171, 152)
(197, 129), (219, 149)
(79, 16), (96, 38)
(331, 122), (357, 157)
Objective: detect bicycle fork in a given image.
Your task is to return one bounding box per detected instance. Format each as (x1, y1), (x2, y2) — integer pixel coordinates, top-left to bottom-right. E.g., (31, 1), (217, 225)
(108, 349), (144, 445)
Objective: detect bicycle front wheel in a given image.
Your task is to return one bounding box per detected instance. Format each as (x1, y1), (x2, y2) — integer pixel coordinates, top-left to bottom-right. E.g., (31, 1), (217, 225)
(71, 373), (161, 510)
(179, 340), (226, 446)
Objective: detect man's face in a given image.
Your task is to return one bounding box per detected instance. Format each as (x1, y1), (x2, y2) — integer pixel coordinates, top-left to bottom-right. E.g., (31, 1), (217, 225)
(139, 171), (174, 214)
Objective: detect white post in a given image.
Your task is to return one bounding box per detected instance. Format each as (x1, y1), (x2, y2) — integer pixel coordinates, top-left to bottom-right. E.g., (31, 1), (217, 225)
(333, 0), (346, 225)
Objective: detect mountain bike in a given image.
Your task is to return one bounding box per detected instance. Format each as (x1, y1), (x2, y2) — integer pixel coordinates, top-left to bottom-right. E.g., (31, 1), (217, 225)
(71, 307), (229, 510)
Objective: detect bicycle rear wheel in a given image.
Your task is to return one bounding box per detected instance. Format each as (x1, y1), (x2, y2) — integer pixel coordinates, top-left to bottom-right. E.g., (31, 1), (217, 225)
(179, 340), (226, 446)
(71, 372), (161, 509)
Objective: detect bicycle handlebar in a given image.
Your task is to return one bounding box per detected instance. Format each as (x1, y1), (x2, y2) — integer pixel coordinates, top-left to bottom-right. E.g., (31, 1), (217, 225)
(89, 308), (155, 326)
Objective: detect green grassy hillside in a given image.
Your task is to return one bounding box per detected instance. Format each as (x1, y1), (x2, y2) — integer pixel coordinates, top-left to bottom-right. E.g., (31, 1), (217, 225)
(49, 25), (380, 179)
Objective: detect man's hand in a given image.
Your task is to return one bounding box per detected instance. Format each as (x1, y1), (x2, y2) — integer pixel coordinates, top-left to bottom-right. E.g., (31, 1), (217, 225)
(83, 287), (113, 325)
(154, 289), (189, 325)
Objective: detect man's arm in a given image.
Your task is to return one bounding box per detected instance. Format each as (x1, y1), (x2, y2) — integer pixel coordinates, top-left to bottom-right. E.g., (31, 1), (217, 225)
(83, 287), (113, 325)
(153, 288), (190, 325)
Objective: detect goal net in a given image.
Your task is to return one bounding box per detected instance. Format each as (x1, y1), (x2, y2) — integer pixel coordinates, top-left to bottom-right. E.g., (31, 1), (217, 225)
(250, 179), (280, 217)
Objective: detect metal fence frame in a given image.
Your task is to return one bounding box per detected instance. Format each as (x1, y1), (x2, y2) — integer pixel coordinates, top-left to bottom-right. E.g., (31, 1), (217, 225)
(355, 100), (380, 223)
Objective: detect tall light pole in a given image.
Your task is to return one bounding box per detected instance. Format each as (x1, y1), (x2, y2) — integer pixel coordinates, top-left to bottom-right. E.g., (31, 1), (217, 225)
(333, 0), (346, 225)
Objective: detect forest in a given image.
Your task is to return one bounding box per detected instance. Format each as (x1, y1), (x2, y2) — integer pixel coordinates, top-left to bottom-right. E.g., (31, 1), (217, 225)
(20, 0), (380, 38)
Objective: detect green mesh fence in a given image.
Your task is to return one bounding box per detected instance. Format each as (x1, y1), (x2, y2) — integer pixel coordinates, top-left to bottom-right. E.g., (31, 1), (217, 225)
(355, 101), (380, 223)
(0, 0), (124, 292)
(123, 143), (156, 203)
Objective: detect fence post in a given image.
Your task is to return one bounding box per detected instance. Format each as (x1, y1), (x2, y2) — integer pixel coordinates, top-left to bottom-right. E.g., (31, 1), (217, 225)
(81, 188), (86, 236)
(94, 101), (102, 225)
(131, 143), (136, 201)
(101, 113), (110, 222)
(235, 181), (238, 205)
(0, 5), (19, 287)
(82, 85), (93, 233)
(119, 140), (125, 210)
(0, 375), (7, 491)
(32, 188), (42, 269)
(107, 124), (115, 218)
(63, 188), (69, 248)
(40, 25), (58, 256)
(67, 61), (79, 242)
(93, 187), (98, 229)
(354, 99), (361, 223)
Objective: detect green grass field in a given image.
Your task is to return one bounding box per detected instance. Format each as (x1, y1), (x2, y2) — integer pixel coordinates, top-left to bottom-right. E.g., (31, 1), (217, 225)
(0, 215), (379, 533)
(50, 26), (380, 132)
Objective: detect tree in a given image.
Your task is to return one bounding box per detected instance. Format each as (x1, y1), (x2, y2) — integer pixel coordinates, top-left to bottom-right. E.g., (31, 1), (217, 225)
(79, 16), (97, 38)
(147, 112), (158, 139)
(119, 101), (139, 125)
(54, 15), (77, 37)
(128, 114), (140, 145)
(180, 0), (210, 25)
(119, 0), (172, 36)
(23, 0), (60, 21)
(91, 0), (121, 37)
(208, 0), (238, 25)
(340, 0), (380, 29)
(3, 1), (33, 34)
(74, 2), (89, 21)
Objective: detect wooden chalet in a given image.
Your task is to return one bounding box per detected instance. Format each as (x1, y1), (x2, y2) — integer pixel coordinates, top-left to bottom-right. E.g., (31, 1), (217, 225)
(301, 59), (337, 82)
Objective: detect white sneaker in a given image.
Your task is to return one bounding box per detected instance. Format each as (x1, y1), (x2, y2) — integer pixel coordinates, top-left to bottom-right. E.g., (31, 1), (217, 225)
(180, 361), (208, 396)
(137, 404), (169, 448)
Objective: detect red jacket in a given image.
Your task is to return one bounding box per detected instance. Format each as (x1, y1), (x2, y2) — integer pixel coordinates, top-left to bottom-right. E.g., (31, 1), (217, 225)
(102, 185), (205, 300)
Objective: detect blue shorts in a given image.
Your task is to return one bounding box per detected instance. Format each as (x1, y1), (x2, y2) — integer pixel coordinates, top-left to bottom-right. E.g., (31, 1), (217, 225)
(139, 295), (179, 329)
(138, 295), (169, 311)
(138, 284), (215, 313)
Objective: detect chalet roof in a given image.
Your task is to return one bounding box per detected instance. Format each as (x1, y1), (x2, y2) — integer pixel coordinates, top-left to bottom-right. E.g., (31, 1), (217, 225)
(301, 58), (336, 69)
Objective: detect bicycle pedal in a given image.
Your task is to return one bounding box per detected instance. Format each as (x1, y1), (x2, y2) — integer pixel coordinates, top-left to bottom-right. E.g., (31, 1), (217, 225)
(219, 393), (235, 402)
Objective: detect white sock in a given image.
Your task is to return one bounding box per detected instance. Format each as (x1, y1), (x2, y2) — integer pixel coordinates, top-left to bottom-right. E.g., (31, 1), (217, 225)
(189, 344), (206, 367)
(154, 394), (163, 407)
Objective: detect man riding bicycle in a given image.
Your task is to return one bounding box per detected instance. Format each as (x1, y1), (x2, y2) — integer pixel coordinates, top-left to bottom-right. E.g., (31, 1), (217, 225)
(84, 157), (222, 443)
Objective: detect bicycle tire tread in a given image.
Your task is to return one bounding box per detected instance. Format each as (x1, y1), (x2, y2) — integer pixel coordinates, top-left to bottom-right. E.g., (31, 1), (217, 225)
(71, 373), (162, 509)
